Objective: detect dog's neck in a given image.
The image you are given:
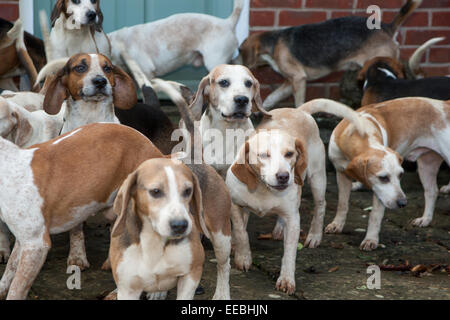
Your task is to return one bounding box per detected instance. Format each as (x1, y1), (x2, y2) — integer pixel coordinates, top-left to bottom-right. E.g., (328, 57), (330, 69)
(61, 96), (116, 134)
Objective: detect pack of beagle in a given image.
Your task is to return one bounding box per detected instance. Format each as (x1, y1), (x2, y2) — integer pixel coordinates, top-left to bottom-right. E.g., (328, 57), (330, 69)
(0, 0), (448, 301)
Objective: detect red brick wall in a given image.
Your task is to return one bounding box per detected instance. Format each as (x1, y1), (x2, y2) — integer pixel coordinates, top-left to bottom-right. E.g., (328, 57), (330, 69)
(0, 0), (19, 21)
(250, 0), (450, 102)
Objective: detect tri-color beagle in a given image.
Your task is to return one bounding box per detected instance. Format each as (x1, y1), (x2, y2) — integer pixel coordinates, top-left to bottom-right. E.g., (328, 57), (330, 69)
(238, 0), (422, 110)
(0, 123), (164, 300)
(185, 64), (270, 178)
(110, 158), (206, 300)
(108, 0), (244, 79)
(300, 98), (450, 251)
(49, 0), (110, 60)
(225, 108), (330, 295)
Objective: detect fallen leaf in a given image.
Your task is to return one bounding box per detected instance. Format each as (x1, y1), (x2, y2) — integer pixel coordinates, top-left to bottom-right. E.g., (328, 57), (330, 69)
(364, 206), (373, 212)
(257, 233), (273, 240)
(378, 261), (411, 271)
(297, 243), (304, 251)
(411, 265), (427, 273)
(330, 242), (344, 249)
(328, 266), (340, 273)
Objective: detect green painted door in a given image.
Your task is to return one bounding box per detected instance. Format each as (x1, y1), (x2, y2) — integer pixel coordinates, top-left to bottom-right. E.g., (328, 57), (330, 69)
(33, 0), (234, 89)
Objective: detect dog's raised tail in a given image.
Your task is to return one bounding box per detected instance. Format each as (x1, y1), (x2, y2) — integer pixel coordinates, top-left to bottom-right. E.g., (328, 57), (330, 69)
(388, 0), (422, 33)
(299, 99), (366, 137)
(409, 37), (445, 76)
(228, 0), (245, 28)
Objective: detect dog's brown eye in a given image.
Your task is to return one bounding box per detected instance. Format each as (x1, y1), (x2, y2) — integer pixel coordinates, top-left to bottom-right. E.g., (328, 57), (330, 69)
(149, 189), (163, 198)
(91, 0), (97, 3)
(245, 80), (253, 88)
(218, 79), (230, 88)
(285, 152), (294, 158)
(103, 65), (112, 73)
(182, 187), (192, 198)
(74, 65), (87, 73)
(72, 0), (80, 4)
(378, 176), (390, 184)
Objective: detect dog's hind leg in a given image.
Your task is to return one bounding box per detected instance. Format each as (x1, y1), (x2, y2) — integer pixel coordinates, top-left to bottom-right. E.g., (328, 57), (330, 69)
(0, 242), (20, 299)
(231, 204), (252, 272)
(440, 181), (450, 194)
(412, 152), (443, 227)
(263, 81), (293, 111)
(67, 224), (90, 270)
(0, 221), (11, 263)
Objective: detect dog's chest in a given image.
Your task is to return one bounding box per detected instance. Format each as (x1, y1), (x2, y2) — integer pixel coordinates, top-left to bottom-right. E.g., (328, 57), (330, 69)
(118, 234), (193, 293)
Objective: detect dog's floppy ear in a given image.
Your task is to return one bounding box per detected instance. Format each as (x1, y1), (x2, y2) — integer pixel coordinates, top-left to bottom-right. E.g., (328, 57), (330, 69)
(345, 155), (370, 187)
(190, 171), (211, 240)
(112, 171), (138, 238)
(43, 68), (69, 115)
(294, 139), (308, 186)
(112, 65), (137, 110)
(11, 112), (33, 147)
(51, 0), (66, 27)
(189, 75), (210, 120)
(231, 141), (259, 192)
(240, 35), (260, 69)
(250, 73), (272, 117)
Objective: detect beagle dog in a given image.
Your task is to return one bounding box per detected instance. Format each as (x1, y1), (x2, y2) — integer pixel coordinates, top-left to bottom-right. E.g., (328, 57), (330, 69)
(108, 0), (244, 79)
(49, 0), (110, 60)
(185, 64), (270, 178)
(0, 123), (165, 300)
(238, 0), (422, 110)
(0, 53), (136, 269)
(0, 96), (63, 148)
(358, 38), (450, 106)
(0, 19), (46, 91)
(110, 158), (206, 300)
(299, 98), (450, 251)
(225, 108), (329, 295)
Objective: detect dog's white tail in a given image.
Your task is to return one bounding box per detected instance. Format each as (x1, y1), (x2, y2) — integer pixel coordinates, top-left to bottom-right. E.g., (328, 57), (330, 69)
(299, 99), (366, 137)
(409, 37), (445, 76)
(228, 0), (245, 28)
(35, 58), (69, 87)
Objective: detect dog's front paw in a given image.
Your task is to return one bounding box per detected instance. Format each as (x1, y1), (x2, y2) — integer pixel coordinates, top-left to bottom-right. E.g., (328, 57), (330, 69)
(304, 233), (322, 248)
(146, 291), (168, 300)
(360, 238), (378, 251)
(440, 184), (450, 194)
(272, 224), (284, 241)
(0, 247), (10, 264)
(103, 289), (118, 300)
(234, 253), (252, 272)
(412, 217), (432, 228)
(325, 221), (344, 234)
(67, 255), (90, 271)
(275, 276), (295, 295)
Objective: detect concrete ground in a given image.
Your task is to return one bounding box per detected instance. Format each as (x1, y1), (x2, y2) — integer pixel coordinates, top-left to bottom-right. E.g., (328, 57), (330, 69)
(1, 169), (448, 300)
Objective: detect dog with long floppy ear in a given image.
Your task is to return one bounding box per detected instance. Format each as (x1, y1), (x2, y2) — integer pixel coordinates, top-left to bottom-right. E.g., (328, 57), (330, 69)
(294, 139), (308, 187)
(42, 56), (136, 116)
(111, 163), (210, 240)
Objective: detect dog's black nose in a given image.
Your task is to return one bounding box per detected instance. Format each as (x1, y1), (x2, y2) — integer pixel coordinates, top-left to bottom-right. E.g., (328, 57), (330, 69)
(276, 172), (290, 184)
(397, 198), (408, 208)
(86, 10), (97, 22)
(170, 219), (188, 235)
(234, 96), (249, 108)
(92, 76), (107, 89)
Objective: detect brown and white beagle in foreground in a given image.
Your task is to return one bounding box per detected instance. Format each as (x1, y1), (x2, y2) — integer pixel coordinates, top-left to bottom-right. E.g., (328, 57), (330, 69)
(300, 98), (450, 251)
(49, 0), (110, 60)
(0, 53), (136, 269)
(184, 64), (270, 178)
(110, 158), (206, 300)
(238, 0), (422, 110)
(0, 123), (164, 300)
(226, 108), (333, 295)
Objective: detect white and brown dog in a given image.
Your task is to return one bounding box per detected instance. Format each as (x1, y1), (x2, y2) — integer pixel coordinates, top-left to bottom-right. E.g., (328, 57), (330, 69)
(0, 53), (136, 268)
(110, 158), (206, 300)
(108, 0), (244, 78)
(0, 123), (164, 300)
(300, 98), (450, 251)
(49, 0), (110, 60)
(226, 108), (331, 295)
(185, 64), (270, 178)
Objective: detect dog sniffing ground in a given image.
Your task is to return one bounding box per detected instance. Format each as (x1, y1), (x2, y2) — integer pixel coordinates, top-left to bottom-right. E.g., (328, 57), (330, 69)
(2, 168), (447, 300)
